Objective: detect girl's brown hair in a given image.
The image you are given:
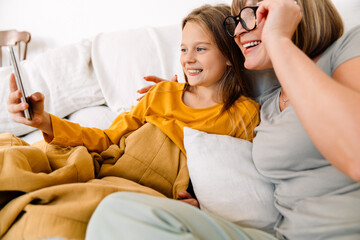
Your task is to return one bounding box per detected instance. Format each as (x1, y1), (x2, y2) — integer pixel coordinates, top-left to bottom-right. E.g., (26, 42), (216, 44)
(231, 0), (344, 59)
(182, 4), (251, 114)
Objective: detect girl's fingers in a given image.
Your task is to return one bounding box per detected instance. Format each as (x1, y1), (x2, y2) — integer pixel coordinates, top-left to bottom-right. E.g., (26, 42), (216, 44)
(8, 89), (22, 105)
(10, 112), (33, 125)
(178, 190), (192, 199)
(7, 101), (27, 114)
(30, 92), (44, 102)
(9, 73), (19, 92)
(179, 198), (200, 208)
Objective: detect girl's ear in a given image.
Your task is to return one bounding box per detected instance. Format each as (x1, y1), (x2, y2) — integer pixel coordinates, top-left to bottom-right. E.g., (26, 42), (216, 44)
(226, 60), (232, 66)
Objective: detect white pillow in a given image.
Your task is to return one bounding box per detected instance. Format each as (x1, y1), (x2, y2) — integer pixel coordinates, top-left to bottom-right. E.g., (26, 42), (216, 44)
(184, 127), (279, 232)
(66, 105), (119, 129)
(0, 40), (105, 136)
(91, 25), (184, 112)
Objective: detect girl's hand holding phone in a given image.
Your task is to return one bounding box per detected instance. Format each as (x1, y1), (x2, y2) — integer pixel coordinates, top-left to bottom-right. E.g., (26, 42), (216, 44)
(7, 74), (53, 137)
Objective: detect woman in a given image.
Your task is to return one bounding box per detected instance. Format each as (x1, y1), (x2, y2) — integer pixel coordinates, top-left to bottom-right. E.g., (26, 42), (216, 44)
(86, 0), (360, 239)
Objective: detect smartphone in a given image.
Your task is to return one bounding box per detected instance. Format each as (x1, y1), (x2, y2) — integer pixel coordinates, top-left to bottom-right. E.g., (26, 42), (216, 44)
(8, 46), (32, 120)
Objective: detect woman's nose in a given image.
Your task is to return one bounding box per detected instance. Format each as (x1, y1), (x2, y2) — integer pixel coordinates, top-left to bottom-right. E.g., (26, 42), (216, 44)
(234, 21), (246, 37)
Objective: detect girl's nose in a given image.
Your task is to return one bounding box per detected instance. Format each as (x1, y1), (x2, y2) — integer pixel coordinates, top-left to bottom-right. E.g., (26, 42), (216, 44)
(184, 51), (196, 63)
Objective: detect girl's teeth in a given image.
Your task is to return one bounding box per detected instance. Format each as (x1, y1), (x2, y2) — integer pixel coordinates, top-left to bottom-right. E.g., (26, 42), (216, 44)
(188, 70), (202, 73)
(243, 41), (261, 48)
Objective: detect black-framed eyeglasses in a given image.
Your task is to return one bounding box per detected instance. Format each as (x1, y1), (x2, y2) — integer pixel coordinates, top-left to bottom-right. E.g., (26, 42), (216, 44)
(223, 6), (259, 37)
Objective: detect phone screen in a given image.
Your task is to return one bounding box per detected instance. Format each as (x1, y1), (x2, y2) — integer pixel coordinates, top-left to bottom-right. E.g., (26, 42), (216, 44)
(8, 46), (32, 120)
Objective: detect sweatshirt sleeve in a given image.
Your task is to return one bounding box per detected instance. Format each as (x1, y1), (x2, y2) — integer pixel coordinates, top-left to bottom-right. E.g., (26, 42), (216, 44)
(44, 88), (153, 153)
(44, 114), (113, 152)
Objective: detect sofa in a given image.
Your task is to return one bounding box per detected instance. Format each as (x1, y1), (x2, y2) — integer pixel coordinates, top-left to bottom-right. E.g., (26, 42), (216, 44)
(0, 2), (358, 238)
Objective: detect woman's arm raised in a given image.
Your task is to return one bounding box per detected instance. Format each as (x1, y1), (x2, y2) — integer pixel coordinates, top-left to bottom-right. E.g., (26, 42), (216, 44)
(258, 0), (360, 181)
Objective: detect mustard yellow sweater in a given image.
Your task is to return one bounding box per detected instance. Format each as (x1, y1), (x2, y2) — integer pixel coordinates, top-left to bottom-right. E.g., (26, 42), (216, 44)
(47, 82), (259, 154)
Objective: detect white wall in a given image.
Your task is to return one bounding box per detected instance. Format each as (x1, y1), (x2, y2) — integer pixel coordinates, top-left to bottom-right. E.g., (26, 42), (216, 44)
(331, 0), (360, 30)
(0, 0), (231, 62)
(0, 0), (358, 63)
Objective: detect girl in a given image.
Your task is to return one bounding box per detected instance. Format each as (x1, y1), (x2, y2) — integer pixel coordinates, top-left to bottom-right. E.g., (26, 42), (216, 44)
(7, 5), (258, 155)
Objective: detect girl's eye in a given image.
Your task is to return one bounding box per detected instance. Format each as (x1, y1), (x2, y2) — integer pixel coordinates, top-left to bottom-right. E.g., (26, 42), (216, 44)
(197, 47), (206, 52)
(181, 48), (187, 53)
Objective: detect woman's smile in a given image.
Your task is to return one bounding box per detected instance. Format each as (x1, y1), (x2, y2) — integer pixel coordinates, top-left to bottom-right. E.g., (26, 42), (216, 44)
(242, 40), (262, 55)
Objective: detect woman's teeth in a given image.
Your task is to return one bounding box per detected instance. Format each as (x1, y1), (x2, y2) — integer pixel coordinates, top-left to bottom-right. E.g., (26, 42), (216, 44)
(188, 70), (202, 73)
(243, 41), (261, 49)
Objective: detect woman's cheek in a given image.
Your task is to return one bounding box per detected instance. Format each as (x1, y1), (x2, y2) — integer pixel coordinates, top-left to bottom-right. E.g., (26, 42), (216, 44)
(234, 37), (242, 50)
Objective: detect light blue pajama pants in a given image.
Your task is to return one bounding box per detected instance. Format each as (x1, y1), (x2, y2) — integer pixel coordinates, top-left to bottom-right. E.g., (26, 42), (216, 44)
(85, 192), (278, 240)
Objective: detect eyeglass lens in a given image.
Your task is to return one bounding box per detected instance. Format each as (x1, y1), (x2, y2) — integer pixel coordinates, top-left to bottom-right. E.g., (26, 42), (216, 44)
(224, 7), (257, 37)
(240, 8), (256, 30)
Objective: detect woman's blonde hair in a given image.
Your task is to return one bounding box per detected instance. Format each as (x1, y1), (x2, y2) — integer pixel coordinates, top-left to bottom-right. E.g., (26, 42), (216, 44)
(231, 0), (344, 58)
(182, 4), (251, 112)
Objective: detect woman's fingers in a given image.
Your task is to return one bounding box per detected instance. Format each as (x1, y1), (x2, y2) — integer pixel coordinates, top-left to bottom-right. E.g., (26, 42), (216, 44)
(137, 74), (178, 101)
(170, 74), (178, 82)
(137, 85), (154, 94)
(256, 0), (302, 42)
(256, 0), (268, 25)
(143, 75), (167, 83)
(143, 74), (178, 83)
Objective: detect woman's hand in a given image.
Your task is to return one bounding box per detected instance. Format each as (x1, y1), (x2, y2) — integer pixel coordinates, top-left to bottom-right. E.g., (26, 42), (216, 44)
(178, 191), (200, 208)
(256, 0), (302, 46)
(137, 74), (178, 101)
(7, 73), (53, 136)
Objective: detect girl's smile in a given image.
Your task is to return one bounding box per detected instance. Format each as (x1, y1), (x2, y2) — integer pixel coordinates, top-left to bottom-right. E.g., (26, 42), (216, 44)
(180, 21), (231, 89)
